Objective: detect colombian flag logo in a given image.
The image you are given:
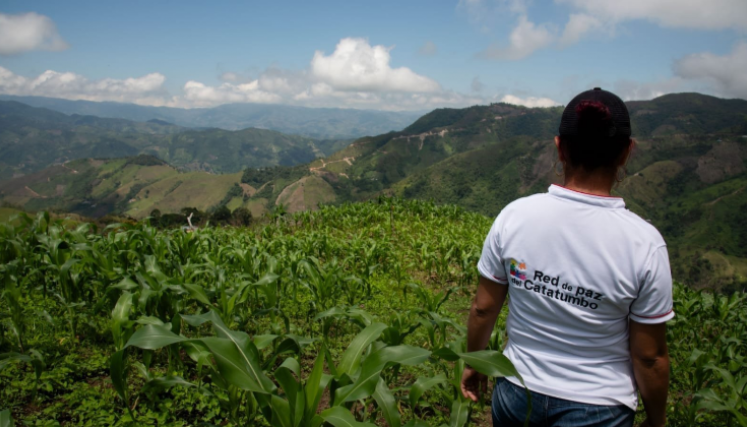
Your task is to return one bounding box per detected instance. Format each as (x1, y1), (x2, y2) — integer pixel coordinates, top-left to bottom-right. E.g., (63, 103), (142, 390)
(510, 259), (527, 280)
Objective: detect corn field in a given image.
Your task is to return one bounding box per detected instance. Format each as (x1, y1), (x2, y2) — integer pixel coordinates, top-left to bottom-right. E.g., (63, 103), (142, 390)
(0, 198), (745, 426)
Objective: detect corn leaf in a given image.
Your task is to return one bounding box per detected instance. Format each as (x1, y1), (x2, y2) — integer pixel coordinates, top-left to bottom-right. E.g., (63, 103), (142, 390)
(337, 345), (430, 403)
(457, 350), (521, 379)
(317, 407), (376, 427)
(142, 375), (194, 395)
(373, 377), (400, 427)
(409, 373), (447, 407)
(449, 396), (470, 427)
(275, 358), (303, 427)
(270, 395), (293, 427)
(199, 336), (275, 394)
(337, 322), (387, 377)
(180, 283), (212, 306)
(124, 324), (187, 350)
(304, 352), (328, 423)
(110, 349), (127, 403)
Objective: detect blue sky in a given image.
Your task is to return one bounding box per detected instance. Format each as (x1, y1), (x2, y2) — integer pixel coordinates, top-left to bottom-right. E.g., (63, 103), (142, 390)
(0, 0), (745, 110)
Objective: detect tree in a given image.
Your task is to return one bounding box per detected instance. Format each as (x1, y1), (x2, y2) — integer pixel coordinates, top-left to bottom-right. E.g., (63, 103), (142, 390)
(149, 208), (162, 227)
(211, 205), (231, 225)
(232, 207), (253, 227)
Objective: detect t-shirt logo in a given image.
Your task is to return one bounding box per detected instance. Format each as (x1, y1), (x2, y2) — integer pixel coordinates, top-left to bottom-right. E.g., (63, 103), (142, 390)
(510, 259), (527, 280)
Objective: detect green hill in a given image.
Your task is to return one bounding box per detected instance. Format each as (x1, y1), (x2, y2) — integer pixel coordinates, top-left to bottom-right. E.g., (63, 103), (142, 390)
(0, 100), (331, 179)
(302, 92), (747, 194)
(0, 155), (249, 219)
(627, 92), (747, 136)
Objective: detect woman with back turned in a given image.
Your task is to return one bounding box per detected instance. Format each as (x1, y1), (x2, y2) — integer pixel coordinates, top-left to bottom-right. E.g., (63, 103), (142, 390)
(461, 88), (673, 427)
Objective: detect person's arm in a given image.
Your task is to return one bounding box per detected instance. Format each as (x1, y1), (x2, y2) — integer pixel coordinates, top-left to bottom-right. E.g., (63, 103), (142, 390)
(629, 320), (669, 427)
(461, 275), (509, 401)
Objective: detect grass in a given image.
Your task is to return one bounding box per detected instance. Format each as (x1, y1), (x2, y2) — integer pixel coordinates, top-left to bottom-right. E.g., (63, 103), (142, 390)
(0, 155), (255, 220)
(225, 197), (244, 212)
(618, 160), (683, 208)
(303, 175), (337, 209)
(126, 172), (244, 218)
(244, 198), (270, 218)
(703, 251), (747, 284)
(273, 175), (338, 213)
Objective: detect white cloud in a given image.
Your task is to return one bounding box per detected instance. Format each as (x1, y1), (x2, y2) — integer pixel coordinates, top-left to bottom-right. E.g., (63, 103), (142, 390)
(478, 15), (555, 60)
(559, 14), (603, 47)
(471, 0), (746, 61)
(0, 37), (447, 109)
(0, 63), (563, 110)
(181, 80), (282, 107)
(476, 12), (601, 58)
(674, 42), (747, 98)
(0, 12), (69, 55)
(499, 94), (560, 107)
(310, 38), (440, 93)
(557, 0), (747, 31)
(418, 41), (438, 56)
(257, 68), (308, 95)
(584, 43), (747, 102)
(0, 36), (566, 110)
(574, 44), (747, 103)
(0, 66), (169, 105)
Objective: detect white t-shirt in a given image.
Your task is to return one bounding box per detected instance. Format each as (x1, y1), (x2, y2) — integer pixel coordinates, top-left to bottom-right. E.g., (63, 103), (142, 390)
(477, 184), (674, 410)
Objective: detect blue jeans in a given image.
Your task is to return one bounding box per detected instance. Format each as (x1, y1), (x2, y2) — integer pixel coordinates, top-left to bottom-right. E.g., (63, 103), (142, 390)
(491, 378), (635, 427)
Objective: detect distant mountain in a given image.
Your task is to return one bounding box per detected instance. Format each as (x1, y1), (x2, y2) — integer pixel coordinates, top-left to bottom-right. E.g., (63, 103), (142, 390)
(0, 100), (330, 179)
(0, 100), (184, 134)
(0, 95), (422, 139)
(627, 93), (747, 136)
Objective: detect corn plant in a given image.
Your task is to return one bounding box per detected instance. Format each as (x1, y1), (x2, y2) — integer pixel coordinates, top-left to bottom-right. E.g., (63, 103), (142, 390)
(2, 199), (746, 425)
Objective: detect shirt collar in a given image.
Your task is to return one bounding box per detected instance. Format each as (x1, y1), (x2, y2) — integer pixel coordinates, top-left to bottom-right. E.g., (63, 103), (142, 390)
(548, 184), (626, 209)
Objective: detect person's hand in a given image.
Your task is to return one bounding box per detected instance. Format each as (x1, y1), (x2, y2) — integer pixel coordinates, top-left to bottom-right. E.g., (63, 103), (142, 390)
(460, 366), (487, 402)
(638, 418), (665, 427)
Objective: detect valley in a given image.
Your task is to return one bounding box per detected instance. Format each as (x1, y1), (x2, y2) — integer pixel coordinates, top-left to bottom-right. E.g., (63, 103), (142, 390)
(0, 100), (346, 179)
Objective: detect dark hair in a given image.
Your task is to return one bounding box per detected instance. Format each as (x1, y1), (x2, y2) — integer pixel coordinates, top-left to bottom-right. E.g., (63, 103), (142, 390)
(558, 100), (631, 171)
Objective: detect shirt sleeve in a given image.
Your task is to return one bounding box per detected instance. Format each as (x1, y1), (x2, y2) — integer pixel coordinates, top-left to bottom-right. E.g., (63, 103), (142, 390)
(630, 245), (675, 324)
(477, 215), (508, 285)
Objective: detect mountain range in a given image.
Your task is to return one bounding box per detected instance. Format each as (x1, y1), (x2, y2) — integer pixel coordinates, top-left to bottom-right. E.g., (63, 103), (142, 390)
(0, 100), (353, 179)
(0, 93), (745, 290)
(0, 95), (421, 140)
